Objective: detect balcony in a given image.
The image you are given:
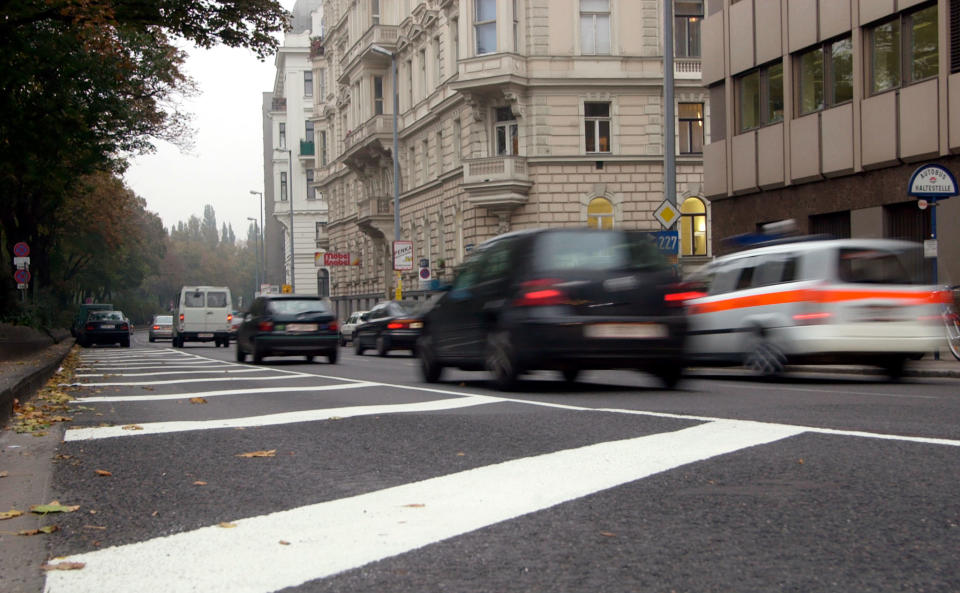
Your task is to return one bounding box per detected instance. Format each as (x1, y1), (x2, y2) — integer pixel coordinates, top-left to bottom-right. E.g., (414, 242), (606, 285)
(674, 58), (702, 80)
(271, 97), (286, 112)
(356, 196), (394, 242)
(339, 25), (399, 80)
(299, 140), (315, 157)
(358, 196), (392, 218)
(461, 156), (533, 210)
(450, 53), (528, 94)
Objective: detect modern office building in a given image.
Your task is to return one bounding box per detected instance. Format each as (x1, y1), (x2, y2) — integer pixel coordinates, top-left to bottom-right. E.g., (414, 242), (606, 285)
(261, 0), (331, 295)
(702, 0), (960, 283)
(309, 0), (709, 317)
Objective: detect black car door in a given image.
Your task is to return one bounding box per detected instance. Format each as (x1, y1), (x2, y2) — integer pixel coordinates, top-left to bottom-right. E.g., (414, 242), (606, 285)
(430, 256), (483, 361)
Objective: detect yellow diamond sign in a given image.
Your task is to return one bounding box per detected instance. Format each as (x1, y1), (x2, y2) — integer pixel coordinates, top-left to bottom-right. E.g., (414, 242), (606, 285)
(653, 200), (680, 229)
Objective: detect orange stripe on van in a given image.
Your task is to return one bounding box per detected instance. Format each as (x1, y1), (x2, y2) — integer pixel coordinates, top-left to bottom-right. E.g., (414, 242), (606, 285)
(688, 288), (948, 316)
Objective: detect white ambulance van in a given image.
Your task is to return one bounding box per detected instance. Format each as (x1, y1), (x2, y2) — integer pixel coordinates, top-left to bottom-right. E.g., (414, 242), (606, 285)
(173, 286), (234, 348)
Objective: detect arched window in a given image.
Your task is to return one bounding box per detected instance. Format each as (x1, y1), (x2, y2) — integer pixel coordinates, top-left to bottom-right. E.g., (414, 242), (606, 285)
(587, 197), (614, 229)
(680, 197), (707, 256)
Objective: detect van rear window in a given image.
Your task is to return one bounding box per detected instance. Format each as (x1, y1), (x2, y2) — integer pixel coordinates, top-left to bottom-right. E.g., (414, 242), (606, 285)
(185, 292), (205, 307)
(207, 292), (228, 308)
(837, 248), (923, 284)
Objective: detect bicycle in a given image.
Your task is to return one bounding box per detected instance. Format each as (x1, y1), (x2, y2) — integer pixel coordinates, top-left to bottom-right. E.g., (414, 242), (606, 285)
(944, 285), (960, 361)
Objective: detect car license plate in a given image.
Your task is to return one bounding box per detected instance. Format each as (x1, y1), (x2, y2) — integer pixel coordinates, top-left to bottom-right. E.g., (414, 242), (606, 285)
(198, 333), (214, 338)
(584, 323), (667, 339)
(287, 323), (318, 332)
(101, 324), (115, 329)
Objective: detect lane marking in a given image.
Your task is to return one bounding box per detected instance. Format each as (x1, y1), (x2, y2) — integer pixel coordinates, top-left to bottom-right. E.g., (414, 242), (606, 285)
(45, 420), (803, 593)
(63, 394), (496, 441)
(75, 368), (274, 378)
(76, 364), (234, 372)
(74, 383), (378, 404)
(64, 375), (311, 387)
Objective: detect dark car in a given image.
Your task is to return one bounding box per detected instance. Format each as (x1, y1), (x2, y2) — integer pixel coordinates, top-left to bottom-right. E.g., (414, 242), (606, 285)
(235, 296), (339, 364)
(148, 315), (174, 342)
(416, 228), (688, 390)
(78, 310), (131, 348)
(353, 301), (423, 356)
(71, 303), (112, 337)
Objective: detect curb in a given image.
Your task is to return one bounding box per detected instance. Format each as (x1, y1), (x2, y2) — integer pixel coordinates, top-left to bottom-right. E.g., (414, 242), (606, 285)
(0, 340), (75, 427)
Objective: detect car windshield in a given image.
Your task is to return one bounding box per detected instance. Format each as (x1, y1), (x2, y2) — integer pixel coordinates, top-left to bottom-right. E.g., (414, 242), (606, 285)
(837, 247), (926, 284)
(267, 299), (330, 315)
(155, 315), (173, 324)
(532, 231), (665, 272)
(91, 311), (124, 321)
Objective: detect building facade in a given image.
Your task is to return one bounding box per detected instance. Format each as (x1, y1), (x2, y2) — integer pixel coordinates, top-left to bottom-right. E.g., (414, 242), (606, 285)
(309, 0), (709, 318)
(261, 0), (331, 295)
(702, 0), (960, 284)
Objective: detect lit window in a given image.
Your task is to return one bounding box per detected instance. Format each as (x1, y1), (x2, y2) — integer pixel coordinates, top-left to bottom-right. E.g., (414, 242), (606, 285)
(680, 197), (707, 256)
(678, 103), (704, 154)
(584, 102), (611, 153)
(587, 197), (614, 229)
(675, 1), (702, 58)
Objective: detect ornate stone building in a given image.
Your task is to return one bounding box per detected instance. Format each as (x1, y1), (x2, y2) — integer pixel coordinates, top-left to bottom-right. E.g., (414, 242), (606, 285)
(310, 0), (708, 317)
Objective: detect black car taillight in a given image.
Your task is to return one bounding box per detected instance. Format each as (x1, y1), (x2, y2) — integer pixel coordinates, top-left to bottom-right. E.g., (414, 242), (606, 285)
(328, 321), (339, 332)
(85, 324), (94, 331)
(258, 321), (275, 332)
(387, 319), (420, 330)
(513, 279), (569, 307)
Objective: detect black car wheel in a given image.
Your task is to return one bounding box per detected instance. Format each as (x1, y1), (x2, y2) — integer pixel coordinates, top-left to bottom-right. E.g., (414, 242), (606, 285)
(327, 349), (338, 364)
(418, 334), (443, 383)
(149, 336), (155, 343)
(121, 338), (130, 348)
(354, 337), (365, 356)
(252, 341), (265, 364)
(560, 368), (580, 384)
(305, 354), (314, 363)
(882, 355), (907, 381)
(376, 334), (390, 357)
(652, 362), (683, 390)
(486, 330), (519, 391)
(235, 343), (246, 362)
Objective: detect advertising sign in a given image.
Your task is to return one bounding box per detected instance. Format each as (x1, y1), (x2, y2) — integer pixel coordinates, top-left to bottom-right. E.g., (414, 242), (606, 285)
(393, 241), (413, 271)
(321, 252), (352, 266)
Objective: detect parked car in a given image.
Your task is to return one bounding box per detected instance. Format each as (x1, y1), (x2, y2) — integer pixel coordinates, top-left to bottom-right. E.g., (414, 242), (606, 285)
(148, 315), (174, 342)
(680, 237), (947, 379)
(173, 285), (233, 348)
(417, 228), (688, 390)
(339, 310), (368, 345)
(78, 310), (131, 348)
(71, 303), (112, 337)
(354, 301), (423, 357)
(235, 295), (339, 364)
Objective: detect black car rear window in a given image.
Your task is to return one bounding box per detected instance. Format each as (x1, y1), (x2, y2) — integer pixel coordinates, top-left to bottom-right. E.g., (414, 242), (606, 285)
(267, 299), (329, 315)
(532, 231), (665, 272)
(837, 247), (924, 284)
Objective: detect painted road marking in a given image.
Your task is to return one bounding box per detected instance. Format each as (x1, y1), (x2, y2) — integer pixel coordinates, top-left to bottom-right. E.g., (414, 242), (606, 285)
(45, 420), (803, 593)
(75, 368), (274, 378)
(74, 382), (377, 404)
(65, 374), (311, 387)
(63, 394), (497, 441)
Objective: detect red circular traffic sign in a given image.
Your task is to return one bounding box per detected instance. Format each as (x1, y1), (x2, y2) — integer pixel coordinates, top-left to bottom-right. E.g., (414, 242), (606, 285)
(14, 269), (31, 284)
(13, 242), (29, 257)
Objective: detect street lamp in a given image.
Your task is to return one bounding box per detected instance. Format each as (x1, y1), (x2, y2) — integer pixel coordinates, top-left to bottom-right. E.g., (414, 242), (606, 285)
(249, 190), (264, 291)
(274, 148), (295, 292)
(247, 217), (260, 298)
(371, 43), (400, 299)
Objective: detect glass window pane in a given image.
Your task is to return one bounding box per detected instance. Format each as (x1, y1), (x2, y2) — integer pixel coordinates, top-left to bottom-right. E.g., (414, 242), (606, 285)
(581, 15), (596, 53)
(598, 120), (610, 151)
(681, 197), (706, 214)
(675, 17), (689, 57)
(739, 71), (760, 130)
(585, 102), (609, 117)
(766, 62), (784, 123)
(496, 126), (507, 155)
(910, 6), (938, 81)
(871, 20), (901, 93)
(476, 0), (496, 21)
(581, 0), (609, 11)
(679, 103), (702, 118)
(510, 124), (518, 155)
(688, 17), (701, 57)
(585, 120), (596, 152)
(495, 106), (514, 122)
(595, 15), (611, 54)
(680, 216), (694, 256)
(476, 22), (496, 54)
(830, 37), (853, 104)
(679, 120), (692, 153)
(798, 48), (824, 115)
(691, 122), (704, 153)
(676, 0), (703, 16)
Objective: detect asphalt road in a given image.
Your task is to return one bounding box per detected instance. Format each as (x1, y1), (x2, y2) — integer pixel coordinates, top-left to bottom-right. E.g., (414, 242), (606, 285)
(28, 332), (960, 592)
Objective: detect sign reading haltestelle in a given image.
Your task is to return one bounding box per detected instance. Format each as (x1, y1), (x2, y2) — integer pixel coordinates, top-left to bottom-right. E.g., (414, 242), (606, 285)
(907, 164), (959, 197)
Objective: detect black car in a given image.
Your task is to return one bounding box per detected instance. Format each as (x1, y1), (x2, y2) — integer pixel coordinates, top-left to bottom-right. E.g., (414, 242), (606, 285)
(353, 301), (423, 356)
(78, 310), (131, 348)
(235, 296), (339, 364)
(417, 228), (688, 390)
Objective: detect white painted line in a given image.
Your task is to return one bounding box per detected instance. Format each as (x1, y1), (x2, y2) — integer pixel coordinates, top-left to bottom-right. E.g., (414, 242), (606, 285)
(65, 374), (310, 387)
(720, 381), (941, 400)
(75, 368), (272, 378)
(76, 364), (233, 372)
(45, 420), (803, 593)
(74, 383), (377, 403)
(63, 394), (496, 441)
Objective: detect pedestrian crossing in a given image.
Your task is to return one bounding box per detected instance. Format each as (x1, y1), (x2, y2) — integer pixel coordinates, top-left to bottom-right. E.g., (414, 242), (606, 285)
(43, 347), (960, 593)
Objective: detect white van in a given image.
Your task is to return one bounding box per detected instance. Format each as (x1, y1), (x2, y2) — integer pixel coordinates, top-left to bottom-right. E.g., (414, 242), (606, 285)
(173, 286), (233, 348)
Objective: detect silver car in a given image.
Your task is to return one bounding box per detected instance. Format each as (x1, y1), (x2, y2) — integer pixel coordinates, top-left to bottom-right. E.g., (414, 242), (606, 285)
(339, 310), (368, 346)
(148, 315), (174, 342)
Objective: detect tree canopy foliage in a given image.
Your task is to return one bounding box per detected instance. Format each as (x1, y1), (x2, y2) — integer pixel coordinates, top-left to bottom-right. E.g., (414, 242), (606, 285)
(0, 0), (288, 322)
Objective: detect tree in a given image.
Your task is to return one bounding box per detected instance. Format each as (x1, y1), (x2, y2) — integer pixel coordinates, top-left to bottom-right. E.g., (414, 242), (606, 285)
(0, 0), (289, 314)
(201, 205), (219, 246)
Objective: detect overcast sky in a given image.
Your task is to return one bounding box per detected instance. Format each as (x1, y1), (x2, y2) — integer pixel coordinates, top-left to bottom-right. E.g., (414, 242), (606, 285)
(123, 0), (298, 242)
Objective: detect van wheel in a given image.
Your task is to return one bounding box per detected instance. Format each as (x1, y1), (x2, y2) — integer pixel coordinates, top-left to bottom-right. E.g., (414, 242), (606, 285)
(486, 330), (519, 391)
(744, 336), (785, 377)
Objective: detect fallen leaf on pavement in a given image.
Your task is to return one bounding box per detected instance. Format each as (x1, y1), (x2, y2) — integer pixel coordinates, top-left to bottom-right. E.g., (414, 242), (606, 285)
(42, 562), (85, 571)
(19, 525), (59, 536)
(121, 425), (144, 431)
(83, 525), (106, 531)
(279, 540), (290, 545)
(193, 481), (207, 486)
(1, 509), (24, 520)
(218, 522), (237, 528)
(30, 501), (80, 515)
(456, 452), (465, 457)
(235, 450), (276, 458)
(402, 503), (426, 508)
(599, 531), (617, 537)
(94, 470), (112, 477)
(189, 397), (208, 404)
(0, 471), (8, 478)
